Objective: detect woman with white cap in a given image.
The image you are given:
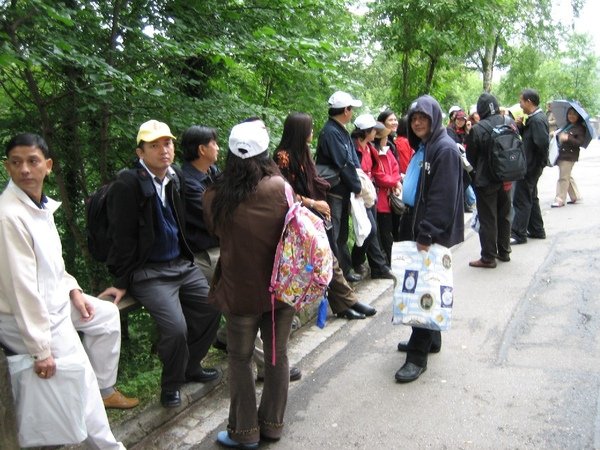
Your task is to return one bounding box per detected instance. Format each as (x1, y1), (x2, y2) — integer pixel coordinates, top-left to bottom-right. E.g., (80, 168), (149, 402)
(203, 119), (294, 448)
(350, 113), (395, 280)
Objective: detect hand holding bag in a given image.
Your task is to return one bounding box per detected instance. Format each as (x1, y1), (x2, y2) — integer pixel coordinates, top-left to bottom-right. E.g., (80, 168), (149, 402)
(350, 194), (371, 247)
(391, 241), (454, 331)
(388, 191), (406, 215)
(8, 353), (88, 447)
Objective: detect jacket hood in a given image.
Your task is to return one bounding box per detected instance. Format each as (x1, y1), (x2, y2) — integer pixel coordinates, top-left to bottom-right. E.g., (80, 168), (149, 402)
(407, 95), (445, 149)
(476, 93), (500, 120)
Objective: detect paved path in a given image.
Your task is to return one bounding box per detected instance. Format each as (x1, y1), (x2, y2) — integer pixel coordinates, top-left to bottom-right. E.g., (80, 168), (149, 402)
(131, 142), (600, 449)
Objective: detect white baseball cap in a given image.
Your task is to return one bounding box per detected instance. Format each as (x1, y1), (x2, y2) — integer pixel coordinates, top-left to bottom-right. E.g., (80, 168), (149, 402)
(328, 91), (363, 108)
(228, 120), (270, 159)
(354, 114), (385, 130)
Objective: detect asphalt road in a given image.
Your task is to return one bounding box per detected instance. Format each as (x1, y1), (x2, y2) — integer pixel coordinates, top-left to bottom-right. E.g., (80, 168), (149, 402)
(135, 140), (600, 450)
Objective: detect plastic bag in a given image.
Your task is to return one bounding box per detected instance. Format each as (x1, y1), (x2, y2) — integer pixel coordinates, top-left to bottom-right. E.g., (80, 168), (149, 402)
(391, 241), (454, 331)
(8, 353), (88, 447)
(316, 297), (329, 329)
(548, 133), (559, 167)
(350, 194), (371, 247)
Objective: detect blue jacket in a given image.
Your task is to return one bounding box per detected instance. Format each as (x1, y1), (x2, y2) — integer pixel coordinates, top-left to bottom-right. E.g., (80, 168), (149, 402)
(406, 95), (464, 248)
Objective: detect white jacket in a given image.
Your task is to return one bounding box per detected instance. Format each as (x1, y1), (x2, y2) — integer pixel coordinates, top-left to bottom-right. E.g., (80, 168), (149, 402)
(0, 180), (80, 360)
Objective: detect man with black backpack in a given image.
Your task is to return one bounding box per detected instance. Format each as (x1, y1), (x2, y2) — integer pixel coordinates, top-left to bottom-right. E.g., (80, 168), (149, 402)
(466, 93), (515, 268)
(98, 120), (220, 408)
(511, 89), (550, 245)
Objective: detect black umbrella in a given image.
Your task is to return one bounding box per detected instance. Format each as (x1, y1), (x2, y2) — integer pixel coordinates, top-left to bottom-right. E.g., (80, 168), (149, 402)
(551, 100), (596, 148)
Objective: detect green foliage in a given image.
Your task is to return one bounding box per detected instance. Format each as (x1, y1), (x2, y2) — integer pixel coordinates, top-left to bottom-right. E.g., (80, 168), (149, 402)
(498, 32), (600, 114)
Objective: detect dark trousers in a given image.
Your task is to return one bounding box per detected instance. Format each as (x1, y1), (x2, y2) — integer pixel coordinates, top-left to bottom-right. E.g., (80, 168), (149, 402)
(225, 306), (295, 444)
(327, 193), (353, 275)
(406, 328), (442, 368)
(327, 256), (358, 314)
(475, 184), (512, 260)
(351, 206), (388, 274)
(129, 257), (221, 390)
(377, 211), (394, 266)
(511, 168), (545, 241)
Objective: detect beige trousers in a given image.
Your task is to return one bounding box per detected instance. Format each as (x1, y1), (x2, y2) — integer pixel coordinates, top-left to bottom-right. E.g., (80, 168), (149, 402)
(555, 160), (581, 204)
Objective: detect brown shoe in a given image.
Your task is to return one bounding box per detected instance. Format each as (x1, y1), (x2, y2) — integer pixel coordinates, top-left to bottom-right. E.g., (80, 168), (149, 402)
(103, 388), (140, 409)
(469, 258), (497, 269)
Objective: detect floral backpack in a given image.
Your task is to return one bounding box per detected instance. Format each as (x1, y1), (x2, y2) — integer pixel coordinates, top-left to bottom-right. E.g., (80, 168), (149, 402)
(270, 183), (333, 311)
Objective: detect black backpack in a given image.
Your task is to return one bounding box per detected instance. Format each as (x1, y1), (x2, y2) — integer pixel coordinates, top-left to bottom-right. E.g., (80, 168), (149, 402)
(85, 169), (155, 262)
(480, 117), (527, 182)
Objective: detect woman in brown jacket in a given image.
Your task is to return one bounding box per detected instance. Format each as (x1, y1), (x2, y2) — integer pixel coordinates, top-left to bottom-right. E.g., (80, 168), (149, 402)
(203, 119), (294, 448)
(552, 107), (586, 207)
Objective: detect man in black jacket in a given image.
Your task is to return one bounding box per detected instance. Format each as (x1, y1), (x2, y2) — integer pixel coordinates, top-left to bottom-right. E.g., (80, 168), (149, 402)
(395, 95), (464, 383)
(511, 89), (549, 244)
(100, 120), (220, 408)
(466, 93), (513, 268)
(315, 91), (364, 285)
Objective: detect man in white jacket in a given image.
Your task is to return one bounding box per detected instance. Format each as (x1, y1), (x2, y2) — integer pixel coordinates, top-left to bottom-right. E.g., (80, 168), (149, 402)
(0, 133), (127, 449)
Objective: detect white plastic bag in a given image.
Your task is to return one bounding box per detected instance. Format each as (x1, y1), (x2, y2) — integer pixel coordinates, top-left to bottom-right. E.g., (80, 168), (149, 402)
(350, 194), (371, 247)
(8, 353), (87, 447)
(548, 133), (559, 167)
(356, 168), (377, 208)
(391, 241), (454, 331)
(470, 210), (480, 233)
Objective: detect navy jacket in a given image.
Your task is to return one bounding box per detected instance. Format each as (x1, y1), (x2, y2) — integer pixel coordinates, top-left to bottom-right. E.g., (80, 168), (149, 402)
(315, 118), (361, 196)
(182, 162), (220, 253)
(106, 162), (194, 289)
(406, 95), (464, 248)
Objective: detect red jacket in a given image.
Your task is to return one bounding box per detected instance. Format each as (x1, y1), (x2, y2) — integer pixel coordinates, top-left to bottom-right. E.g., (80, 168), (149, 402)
(394, 136), (414, 174)
(373, 148), (401, 214)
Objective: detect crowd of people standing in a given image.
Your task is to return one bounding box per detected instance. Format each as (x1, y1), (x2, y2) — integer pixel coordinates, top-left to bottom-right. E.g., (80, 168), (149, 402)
(0, 84), (593, 449)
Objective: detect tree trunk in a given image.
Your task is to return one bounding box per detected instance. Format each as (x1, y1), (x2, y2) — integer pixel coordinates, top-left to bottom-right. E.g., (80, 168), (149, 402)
(481, 33), (500, 93)
(0, 349), (19, 450)
(424, 55), (437, 95)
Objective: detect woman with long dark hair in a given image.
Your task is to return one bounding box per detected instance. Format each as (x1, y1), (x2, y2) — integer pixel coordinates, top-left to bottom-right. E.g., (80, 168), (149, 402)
(274, 112), (376, 320)
(204, 120), (294, 448)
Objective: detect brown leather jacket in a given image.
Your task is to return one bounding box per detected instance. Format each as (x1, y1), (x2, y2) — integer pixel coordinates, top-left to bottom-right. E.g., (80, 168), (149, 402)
(203, 175), (288, 315)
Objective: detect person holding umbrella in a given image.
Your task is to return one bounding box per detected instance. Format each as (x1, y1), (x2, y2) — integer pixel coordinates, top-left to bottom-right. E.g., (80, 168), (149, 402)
(550, 100), (595, 207)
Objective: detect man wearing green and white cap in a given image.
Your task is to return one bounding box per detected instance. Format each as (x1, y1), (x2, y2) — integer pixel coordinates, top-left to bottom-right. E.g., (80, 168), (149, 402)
(99, 120), (220, 408)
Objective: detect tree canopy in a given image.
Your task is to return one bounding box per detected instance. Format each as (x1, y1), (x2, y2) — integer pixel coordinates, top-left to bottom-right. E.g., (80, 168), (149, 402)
(1, 0), (598, 290)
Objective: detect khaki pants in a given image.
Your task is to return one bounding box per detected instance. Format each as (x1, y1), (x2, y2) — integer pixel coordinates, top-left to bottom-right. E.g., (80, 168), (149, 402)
(555, 160), (581, 204)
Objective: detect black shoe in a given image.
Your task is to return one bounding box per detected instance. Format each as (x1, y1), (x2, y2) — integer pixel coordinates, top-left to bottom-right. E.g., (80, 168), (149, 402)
(527, 232), (546, 239)
(397, 341), (440, 354)
(186, 367), (219, 383)
(344, 270), (363, 283)
(257, 366), (302, 382)
(212, 338), (228, 353)
(371, 269), (395, 280)
(353, 263), (368, 276)
(395, 362), (427, 383)
(160, 389), (181, 408)
(351, 302), (377, 317)
(510, 236), (526, 245)
(289, 366), (302, 382)
(496, 253), (511, 262)
(336, 308), (366, 320)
